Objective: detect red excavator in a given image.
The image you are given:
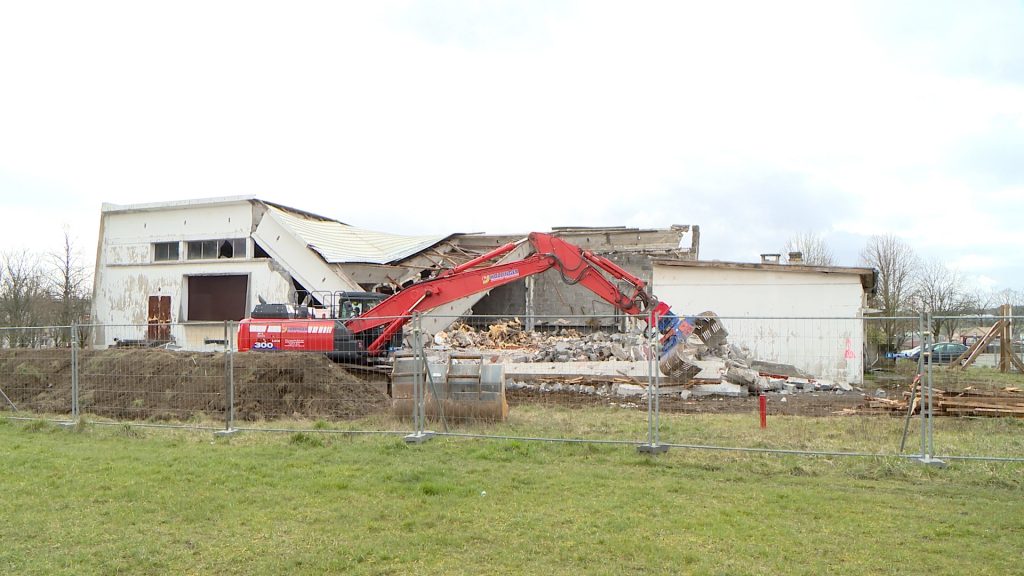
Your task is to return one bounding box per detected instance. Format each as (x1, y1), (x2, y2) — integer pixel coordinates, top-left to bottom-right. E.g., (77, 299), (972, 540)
(237, 232), (690, 361)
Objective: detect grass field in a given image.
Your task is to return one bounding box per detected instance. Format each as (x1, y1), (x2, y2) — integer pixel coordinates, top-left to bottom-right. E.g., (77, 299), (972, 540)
(1, 412), (1022, 575)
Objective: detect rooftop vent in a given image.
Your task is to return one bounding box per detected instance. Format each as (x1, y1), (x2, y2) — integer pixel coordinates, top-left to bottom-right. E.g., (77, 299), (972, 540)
(760, 253), (781, 264)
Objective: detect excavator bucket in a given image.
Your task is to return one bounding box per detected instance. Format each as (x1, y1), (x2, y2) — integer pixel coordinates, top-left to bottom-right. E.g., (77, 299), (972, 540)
(659, 343), (701, 381)
(657, 309), (729, 380)
(693, 311), (728, 348)
(390, 353), (509, 422)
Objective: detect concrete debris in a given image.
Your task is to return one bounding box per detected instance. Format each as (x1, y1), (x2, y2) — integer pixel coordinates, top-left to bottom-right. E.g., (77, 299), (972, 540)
(435, 320), (651, 363)
(615, 384), (647, 398)
(436, 319), (853, 400)
(691, 382), (748, 397)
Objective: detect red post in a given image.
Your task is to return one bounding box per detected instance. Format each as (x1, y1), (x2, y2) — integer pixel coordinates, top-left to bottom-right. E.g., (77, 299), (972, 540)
(759, 393), (767, 429)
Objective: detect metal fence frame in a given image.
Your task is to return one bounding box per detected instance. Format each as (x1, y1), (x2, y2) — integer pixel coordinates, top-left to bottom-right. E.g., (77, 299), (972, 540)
(1, 314), (1021, 464)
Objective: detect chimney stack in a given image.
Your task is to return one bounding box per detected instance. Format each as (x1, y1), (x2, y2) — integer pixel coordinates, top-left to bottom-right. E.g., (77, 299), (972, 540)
(760, 253), (781, 264)
(788, 251), (803, 264)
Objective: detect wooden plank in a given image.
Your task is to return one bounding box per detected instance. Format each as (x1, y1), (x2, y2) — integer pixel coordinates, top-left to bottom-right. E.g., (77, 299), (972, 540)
(939, 400), (1024, 410)
(952, 320), (1003, 369)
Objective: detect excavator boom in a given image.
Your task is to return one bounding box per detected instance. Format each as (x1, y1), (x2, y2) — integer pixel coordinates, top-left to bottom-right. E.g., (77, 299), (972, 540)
(346, 232), (656, 353)
(237, 232), (699, 360)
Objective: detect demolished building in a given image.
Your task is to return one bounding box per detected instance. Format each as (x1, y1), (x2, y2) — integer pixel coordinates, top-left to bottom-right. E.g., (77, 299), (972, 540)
(90, 196), (699, 349)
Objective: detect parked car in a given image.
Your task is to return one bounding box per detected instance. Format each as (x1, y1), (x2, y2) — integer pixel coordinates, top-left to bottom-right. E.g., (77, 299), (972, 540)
(908, 342), (970, 363)
(894, 345), (921, 360)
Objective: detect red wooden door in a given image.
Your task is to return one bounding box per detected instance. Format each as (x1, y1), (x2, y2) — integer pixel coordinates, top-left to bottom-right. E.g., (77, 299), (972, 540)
(148, 295), (171, 341)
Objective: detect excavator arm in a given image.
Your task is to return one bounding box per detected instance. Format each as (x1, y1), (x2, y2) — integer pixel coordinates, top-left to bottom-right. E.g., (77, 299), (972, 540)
(345, 232), (659, 353)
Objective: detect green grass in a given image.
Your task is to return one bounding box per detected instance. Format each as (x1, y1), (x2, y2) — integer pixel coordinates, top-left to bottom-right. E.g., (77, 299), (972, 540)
(1, 412), (1022, 575)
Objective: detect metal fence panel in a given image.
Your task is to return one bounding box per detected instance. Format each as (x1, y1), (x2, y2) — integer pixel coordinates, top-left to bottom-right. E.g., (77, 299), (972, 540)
(76, 323), (228, 424)
(0, 313), (1019, 461)
(0, 326), (74, 417)
(926, 315), (1024, 460)
(410, 314), (656, 445)
(652, 315), (906, 456)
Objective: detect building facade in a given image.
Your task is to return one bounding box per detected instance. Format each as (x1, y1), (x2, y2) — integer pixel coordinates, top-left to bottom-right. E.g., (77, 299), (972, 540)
(653, 259), (876, 384)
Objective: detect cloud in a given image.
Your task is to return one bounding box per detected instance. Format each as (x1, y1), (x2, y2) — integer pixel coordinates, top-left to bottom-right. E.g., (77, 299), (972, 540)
(1, 1), (1023, 291)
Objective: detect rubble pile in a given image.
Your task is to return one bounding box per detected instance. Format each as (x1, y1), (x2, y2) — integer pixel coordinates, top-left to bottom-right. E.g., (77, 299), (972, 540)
(434, 320), (650, 363)
(434, 319), (855, 399)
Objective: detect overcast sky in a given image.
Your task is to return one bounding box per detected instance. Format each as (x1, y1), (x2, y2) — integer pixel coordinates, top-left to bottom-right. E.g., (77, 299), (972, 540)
(1, 1), (1022, 291)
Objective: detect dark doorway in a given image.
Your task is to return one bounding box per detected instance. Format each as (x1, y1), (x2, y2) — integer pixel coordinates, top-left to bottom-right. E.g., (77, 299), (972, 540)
(187, 275), (248, 321)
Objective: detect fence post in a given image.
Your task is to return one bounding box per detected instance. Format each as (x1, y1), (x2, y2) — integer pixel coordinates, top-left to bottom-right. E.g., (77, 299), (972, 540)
(215, 321), (238, 437)
(71, 323), (80, 421)
(916, 313), (945, 466)
(639, 314), (668, 454)
(405, 313), (434, 444)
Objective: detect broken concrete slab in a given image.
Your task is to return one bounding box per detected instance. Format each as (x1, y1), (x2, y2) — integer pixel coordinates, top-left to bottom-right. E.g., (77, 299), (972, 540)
(691, 382), (748, 397)
(751, 360), (814, 379)
(614, 384), (647, 397)
(725, 366), (759, 386)
(786, 377), (813, 390)
(503, 360), (652, 380)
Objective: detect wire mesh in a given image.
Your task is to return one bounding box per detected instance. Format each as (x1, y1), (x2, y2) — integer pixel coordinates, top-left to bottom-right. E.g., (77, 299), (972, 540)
(0, 312), (1019, 460)
(0, 326), (74, 417)
(231, 314), (400, 426)
(925, 314), (1024, 459)
(650, 315), (905, 455)
(410, 314), (654, 443)
(77, 323), (227, 424)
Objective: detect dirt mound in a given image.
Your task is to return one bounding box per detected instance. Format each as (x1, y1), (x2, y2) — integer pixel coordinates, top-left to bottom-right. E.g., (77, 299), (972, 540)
(0, 349), (389, 421)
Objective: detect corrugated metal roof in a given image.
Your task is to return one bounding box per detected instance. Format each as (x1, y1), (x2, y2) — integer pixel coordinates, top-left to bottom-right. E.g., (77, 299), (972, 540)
(268, 206), (450, 264)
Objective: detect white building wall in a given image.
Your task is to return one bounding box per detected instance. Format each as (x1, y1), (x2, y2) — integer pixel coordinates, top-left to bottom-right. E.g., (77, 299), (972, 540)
(653, 266), (867, 384)
(91, 201), (295, 350)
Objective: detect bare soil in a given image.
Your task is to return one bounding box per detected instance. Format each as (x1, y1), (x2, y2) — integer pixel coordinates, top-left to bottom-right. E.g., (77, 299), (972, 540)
(508, 388), (869, 416)
(0, 349), (389, 421)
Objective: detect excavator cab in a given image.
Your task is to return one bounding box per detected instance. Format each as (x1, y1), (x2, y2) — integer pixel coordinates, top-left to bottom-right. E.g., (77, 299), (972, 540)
(336, 292), (388, 320)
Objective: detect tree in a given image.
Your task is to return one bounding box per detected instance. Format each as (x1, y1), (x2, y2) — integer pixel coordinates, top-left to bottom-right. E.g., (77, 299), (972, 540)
(783, 232), (835, 266)
(861, 234), (919, 353)
(48, 229), (92, 346)
(0, 250), (48, 346)
(993, 288), (1024, 315)
(912, 258), (972, 341)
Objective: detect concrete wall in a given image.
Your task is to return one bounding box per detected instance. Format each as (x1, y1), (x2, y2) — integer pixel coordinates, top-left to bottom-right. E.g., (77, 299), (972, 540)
(653, 265), (868, 384)
(472, 252), (685, 328)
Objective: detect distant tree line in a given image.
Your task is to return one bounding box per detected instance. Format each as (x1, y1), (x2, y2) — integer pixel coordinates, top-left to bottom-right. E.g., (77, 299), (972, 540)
(786, 231), (1022, 354)
(0, 231), (91, 346)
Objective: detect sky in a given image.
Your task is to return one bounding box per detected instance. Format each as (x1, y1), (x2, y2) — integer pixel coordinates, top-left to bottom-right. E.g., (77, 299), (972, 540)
(1, 0), (1022, 291)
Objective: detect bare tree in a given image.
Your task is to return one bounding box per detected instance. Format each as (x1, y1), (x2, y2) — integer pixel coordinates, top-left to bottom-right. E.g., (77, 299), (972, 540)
(0, 250), (48, 346)
(913, 258), (972, 341)
(993, 288), (1024, 315)
(783, 231), (835, 266)
(861, 234), (919, 353)
(48, 229), (92, 346)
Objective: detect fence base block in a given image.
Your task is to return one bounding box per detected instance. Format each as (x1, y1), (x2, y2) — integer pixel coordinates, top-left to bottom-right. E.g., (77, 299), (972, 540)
(404, 431), (436, 444)
(637, 443), (670, 455)
(214, 428), (239, 437)
(914, 455), (947, 468)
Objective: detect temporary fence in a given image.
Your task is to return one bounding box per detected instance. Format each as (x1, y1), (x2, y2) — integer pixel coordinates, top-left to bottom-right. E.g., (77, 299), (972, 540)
(0, 313), (1021, 463)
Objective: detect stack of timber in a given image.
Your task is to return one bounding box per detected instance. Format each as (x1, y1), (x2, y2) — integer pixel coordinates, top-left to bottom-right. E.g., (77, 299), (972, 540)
(863, 386), (1024, 417)
(937, 387), (1024, 417)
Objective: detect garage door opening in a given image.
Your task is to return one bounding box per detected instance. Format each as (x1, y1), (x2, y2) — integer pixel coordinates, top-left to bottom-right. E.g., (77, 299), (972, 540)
(187, 275), (249, 321)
